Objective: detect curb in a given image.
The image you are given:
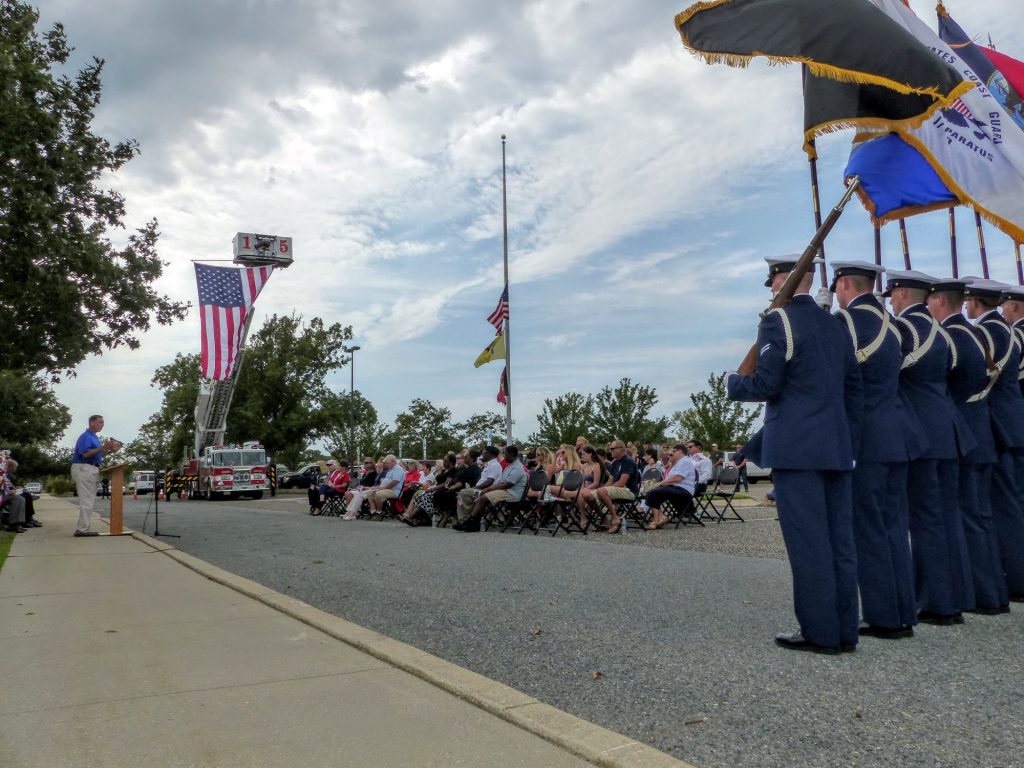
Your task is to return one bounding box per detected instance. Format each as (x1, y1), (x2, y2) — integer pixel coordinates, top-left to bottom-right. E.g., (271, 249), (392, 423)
(127, 526), (696, 768)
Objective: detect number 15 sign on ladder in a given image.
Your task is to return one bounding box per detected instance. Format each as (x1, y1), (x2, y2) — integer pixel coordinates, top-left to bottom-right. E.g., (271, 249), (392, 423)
(232, 232), (293, 267)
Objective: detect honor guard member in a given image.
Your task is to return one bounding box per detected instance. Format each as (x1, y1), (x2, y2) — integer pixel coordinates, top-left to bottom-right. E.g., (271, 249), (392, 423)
(885, 270), (976, 624)
(831, 261), (923, 638)
(927, 277), (1007, 614)
(1000, 286), (1024, 398)
(965, 279), (1024, 602)
(728, 256), (863, 654)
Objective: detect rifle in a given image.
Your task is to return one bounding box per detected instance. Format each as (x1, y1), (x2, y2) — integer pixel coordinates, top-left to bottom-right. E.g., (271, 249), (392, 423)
(736, 176), (862, 375)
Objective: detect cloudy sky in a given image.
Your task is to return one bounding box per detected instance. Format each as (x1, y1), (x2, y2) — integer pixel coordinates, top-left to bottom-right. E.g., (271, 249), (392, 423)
(42, 0), (1024, 449)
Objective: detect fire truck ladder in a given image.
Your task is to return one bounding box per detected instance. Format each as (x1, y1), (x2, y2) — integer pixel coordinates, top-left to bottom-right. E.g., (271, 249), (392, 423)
(193, 315), (255, 458)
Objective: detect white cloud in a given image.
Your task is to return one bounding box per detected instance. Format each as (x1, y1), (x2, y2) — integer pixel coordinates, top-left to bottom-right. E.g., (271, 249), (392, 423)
(42, 0), (1024, 446)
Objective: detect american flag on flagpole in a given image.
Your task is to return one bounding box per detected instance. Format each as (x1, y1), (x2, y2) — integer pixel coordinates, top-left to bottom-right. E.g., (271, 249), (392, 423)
(486, 285), (510, 331)
(195, 263), (274, 380)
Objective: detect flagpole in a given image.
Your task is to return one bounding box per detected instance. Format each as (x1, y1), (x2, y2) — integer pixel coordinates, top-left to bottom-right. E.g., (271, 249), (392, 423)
(899, 218), (912, 269)
(501, 135), (513, 445)
(974, 211), (991, 279)
(1016, 241), (1023, 285)
(873, 222), (883, 293)
(807, 143), (828, 287)
(949, 207), (960, 278)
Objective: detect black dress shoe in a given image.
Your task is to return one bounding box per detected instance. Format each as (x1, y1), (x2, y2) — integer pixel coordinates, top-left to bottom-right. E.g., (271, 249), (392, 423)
(73, 530), (100, 537)
(453, 519), (481, 532)
(1010, 594), (1024, 603)
(27, 520), (43, 527)
(858, 623), (914, 639)
(966, 606), (1003, 616)
(774, 631), (840, 655)
(917, 610), (963, 626)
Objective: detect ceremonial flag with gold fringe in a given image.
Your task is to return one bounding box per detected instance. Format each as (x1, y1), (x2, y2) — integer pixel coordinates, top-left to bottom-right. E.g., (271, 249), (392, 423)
(982, 47), (1024, 123)
(474, 333), (505, 368)
(675, 0), (970, 156)
(846, 0), (1024, 243)
(938, 6), (1024, 132)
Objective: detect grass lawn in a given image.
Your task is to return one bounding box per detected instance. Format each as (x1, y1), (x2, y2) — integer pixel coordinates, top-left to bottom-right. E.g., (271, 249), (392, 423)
(0, 530), (14, 573)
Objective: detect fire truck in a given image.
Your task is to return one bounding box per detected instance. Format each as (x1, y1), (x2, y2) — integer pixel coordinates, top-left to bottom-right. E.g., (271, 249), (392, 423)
(166, 232), (291, 501)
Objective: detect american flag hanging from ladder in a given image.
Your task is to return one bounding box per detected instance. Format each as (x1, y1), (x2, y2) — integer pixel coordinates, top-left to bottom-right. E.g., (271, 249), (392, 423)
(195, 264), (274, 380)
(487, 285), (509, 331)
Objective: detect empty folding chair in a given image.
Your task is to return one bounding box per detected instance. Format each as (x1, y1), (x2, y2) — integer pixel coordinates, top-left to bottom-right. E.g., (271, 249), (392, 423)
(704, 466), (745, 523)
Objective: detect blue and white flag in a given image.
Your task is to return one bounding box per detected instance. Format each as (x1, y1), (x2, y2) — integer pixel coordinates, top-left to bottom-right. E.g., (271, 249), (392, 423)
(862, 0), (1024, 243)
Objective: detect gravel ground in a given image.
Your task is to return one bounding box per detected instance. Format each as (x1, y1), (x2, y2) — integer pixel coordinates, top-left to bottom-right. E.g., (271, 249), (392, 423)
(87, 493), (1024, 768)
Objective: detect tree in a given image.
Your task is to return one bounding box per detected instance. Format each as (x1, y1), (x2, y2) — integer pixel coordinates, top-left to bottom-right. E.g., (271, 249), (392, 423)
(226, 314), (352, 461)
(672, 372), (764, 448)
(0, 371), (71, 446)
(130, 353), (201, 469)
(393, 398), (460, 457)
(0, 2), (188, 378)
(455, 412), (506, 449)
(591, 378), (669, 446)
(320, 391), (394, 461)
(529, 392), (594, 448)
(136, 315), (351, 468)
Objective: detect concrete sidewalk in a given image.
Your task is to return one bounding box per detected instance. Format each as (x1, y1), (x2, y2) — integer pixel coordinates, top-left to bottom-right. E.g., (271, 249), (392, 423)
(0, 497), (687, 768)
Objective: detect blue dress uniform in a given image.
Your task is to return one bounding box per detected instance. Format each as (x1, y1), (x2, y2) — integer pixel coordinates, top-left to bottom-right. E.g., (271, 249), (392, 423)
(928, 278), (1006, 612)
(729, 261), (863, 653)
(968, 280), (1024, 601)
(831, 262), (923, 635)
(885, 271), (976, 622)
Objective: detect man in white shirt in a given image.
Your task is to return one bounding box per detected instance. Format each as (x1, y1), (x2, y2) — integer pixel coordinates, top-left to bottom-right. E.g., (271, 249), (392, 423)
(688, 440), (713, 495)
(458, 445), (502, 523)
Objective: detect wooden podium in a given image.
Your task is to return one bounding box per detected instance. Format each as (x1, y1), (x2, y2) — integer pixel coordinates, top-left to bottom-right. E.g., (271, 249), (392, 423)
(102, 463), (131, 536)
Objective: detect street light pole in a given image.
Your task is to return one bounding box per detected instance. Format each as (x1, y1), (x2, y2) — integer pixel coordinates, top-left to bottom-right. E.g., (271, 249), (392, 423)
(343, 345), (361, 458)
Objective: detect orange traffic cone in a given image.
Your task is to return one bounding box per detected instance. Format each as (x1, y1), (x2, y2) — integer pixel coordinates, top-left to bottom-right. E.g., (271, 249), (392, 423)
(158, 489), (165, 500)
(132, 490), (139, 500)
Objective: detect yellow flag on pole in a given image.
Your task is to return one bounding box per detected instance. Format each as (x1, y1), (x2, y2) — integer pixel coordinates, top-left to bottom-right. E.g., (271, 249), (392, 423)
(474, 333), (505, 368)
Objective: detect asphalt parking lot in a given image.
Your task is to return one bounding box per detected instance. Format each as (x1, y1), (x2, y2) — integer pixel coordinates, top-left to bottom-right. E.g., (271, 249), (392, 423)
(96, 491), (1024, 768)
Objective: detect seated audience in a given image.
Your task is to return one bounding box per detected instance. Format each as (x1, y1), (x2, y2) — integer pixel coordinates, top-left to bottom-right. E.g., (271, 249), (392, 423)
(458, 446), (501, 523)
(400, 453), (458, 526)
(433, 451), (476, 527)
(577, 445), (609, 529)
(343, 455), (405, 519)
(688, 440), (712, 498)
(311, 459), (350, 515)
(454, 445), (528, 532)
(645, 444), (696, 529)
(595, 440), (641, 534)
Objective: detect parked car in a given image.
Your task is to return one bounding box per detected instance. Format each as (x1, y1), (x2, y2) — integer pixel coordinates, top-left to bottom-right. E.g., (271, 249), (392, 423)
(129, 471), (156, 495)
(277, 463), (325, 489)
(24, 482), (42, 494)
(724, 450), (772, 483)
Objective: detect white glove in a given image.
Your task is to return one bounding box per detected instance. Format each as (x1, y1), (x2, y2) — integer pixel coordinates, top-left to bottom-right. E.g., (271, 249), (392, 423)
(815, 287), (834, 310)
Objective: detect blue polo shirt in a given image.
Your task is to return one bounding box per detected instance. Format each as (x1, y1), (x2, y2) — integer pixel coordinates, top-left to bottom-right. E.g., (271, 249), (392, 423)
(73, 430), (103, 466)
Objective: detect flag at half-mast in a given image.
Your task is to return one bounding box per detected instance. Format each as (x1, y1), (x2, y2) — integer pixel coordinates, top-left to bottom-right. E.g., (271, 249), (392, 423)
(487, 285), (510, 331)
(841, 0), (1024, 242)
(474, 333), (506, 368)
(496, 366), (509, 405)
(195, 263), (274, 380)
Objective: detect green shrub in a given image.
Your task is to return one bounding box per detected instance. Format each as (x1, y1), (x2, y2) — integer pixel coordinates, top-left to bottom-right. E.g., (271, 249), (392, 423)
(45, 475), (76, 496)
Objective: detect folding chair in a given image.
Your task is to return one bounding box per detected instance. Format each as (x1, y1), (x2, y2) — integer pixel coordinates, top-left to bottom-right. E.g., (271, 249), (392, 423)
(703, 466), (745, 523)
(661, 490), (705, 528)
(536, 470), (586, 536)
(482, 473), (534, 532)
(501, 469), (549, 532)
(320, 493), (347, 517)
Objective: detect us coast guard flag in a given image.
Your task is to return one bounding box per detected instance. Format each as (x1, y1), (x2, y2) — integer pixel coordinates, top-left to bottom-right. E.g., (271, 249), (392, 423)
(195, 264), (274, 380)
(865, 0), (1024, 243)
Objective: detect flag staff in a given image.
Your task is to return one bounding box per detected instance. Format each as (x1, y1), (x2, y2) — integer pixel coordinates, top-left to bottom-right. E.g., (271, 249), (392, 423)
(1016, 241), (1023, 285)
(807, 142), (829, 287)
(974, 211), (991, 279)
(898, 219), (912, 269)
(873, 222), (883, 293)
(949, 207), (960, 278)
(500, 134), (513, 444)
